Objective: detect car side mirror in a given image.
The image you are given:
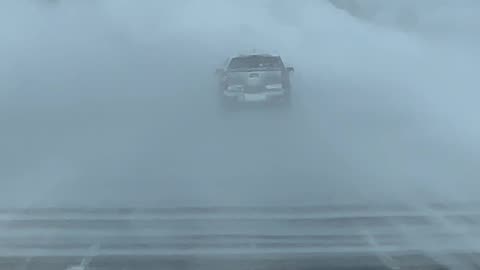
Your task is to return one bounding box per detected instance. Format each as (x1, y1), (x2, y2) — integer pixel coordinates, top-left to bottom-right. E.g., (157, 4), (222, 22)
(286, 67), (294, 73)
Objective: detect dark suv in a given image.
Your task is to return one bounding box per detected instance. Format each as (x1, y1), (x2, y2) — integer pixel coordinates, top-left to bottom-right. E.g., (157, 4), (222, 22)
(215, 53), (294, 107)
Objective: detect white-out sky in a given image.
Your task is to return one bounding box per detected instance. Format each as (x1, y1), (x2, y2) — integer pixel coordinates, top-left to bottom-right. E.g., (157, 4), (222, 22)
(0, 0), (479, 208)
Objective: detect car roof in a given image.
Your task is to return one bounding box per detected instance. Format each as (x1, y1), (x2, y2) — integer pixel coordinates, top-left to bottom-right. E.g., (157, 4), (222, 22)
(231, 49), (281, 58)
(233, 53), (280, 58)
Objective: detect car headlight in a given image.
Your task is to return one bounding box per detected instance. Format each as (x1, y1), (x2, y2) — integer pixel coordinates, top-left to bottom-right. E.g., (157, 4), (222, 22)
(265, 83), (283, 90)
(227, 85), (243, 92)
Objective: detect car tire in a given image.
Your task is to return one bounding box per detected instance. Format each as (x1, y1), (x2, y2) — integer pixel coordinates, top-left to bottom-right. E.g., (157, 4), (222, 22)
(278, 91), (292, 109)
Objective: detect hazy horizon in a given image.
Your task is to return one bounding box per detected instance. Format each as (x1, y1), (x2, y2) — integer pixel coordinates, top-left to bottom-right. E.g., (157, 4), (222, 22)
(1, 0), (479, 208)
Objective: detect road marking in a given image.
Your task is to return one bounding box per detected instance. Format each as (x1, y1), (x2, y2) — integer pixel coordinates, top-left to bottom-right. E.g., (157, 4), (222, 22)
(362, 230), (400, 270)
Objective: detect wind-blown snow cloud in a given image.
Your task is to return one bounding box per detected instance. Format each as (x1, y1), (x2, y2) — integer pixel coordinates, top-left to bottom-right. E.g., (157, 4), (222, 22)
(0, 1), (479, 207)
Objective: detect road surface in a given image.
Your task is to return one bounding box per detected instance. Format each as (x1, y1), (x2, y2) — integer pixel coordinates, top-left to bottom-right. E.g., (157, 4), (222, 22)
(3, 204), (480, 269)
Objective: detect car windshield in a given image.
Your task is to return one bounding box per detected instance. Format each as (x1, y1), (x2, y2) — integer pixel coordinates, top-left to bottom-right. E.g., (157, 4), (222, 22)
(228, 55), (284, 70)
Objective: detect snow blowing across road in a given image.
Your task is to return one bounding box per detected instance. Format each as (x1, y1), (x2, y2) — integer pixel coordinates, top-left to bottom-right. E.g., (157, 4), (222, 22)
(1, 1), (480, 269)
(2, 204), (480, 257)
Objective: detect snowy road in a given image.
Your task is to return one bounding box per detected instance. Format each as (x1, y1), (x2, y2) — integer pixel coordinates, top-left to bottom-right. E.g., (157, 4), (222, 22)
(2, 204), (480, 256)
(2, 1), (480, 269)
(4, 205), (480, 269)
